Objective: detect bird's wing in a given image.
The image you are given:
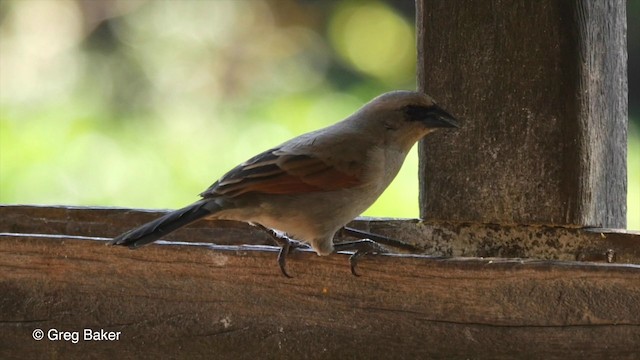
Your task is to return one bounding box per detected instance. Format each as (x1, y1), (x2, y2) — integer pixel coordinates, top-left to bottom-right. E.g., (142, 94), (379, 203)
(201, 148), (363, 198)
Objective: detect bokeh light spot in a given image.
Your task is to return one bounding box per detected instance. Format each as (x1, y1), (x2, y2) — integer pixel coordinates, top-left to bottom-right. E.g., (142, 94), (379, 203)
(329, 2), (415, 85)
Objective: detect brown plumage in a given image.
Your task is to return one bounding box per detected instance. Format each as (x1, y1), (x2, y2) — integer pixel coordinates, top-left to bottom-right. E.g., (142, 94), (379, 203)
(110, 90), (458, 276)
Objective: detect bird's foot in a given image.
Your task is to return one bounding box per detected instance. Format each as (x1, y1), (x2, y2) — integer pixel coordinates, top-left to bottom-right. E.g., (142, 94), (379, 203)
(333, 239), (388, 276)
(255, 225), (308, 278)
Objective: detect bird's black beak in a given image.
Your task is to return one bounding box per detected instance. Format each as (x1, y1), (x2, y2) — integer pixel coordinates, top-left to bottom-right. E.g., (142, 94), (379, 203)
(405, 104), (459, 128)
(423, 105), (459, 128)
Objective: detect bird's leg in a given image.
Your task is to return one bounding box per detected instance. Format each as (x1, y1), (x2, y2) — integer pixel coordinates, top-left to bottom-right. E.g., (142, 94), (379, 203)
(254, 224), (307, 278)
(333, 239), (388, 276)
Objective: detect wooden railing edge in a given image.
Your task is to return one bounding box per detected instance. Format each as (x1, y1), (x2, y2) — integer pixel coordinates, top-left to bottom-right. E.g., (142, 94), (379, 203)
(1, 205), (639, 358)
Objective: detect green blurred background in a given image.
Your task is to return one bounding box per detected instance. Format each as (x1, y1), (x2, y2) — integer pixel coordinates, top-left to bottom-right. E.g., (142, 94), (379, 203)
(0, 0), (638, 229)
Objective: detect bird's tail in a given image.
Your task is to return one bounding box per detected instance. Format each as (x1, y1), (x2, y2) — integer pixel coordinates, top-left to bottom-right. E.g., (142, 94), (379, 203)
(109, 200), (220, 248)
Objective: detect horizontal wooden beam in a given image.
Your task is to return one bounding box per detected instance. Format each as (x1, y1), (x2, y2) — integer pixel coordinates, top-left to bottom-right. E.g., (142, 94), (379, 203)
(1, 205), (639, 358)
(2, 205), (639, 263)
(1, 232), (639, 359)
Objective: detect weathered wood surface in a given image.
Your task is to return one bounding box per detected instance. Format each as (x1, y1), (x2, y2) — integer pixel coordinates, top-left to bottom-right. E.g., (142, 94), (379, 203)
(2, 233), (640, 359)
(417, 0), (627, 228)
(2, 205), (639, 264)
(0, 205), (276, 247)
(1, 205), (640, 359)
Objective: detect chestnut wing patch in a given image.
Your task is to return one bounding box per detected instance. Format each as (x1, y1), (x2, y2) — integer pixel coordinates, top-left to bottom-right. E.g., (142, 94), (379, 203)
(201, 149), (362, 198)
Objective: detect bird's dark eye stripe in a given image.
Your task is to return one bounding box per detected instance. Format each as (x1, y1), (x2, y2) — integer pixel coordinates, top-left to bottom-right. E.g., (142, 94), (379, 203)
(403, 105), (437, 121)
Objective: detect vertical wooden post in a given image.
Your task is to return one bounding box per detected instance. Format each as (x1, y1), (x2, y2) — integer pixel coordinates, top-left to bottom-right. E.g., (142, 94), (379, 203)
(417, 0), (627, 228)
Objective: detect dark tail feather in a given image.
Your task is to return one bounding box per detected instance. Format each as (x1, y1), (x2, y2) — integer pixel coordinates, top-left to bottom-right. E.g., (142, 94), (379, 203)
(109, 200), (219, 248)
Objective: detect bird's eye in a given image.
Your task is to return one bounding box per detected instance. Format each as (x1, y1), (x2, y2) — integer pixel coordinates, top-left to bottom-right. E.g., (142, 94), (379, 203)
(384, 121), (398, 130)
(403, 105), (430, 121)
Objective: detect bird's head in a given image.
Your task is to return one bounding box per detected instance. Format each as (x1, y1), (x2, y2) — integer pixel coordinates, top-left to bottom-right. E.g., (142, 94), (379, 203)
(355, 90), (459, 152)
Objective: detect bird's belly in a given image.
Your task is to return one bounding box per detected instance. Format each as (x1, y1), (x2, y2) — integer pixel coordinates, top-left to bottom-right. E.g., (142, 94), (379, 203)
(214, 186), (379, 242)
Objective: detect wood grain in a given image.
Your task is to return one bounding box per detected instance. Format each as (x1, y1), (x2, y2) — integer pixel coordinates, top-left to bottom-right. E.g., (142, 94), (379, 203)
(1, 233), (639, 359)
(417, 0), (627, 228)
(1, 205), (639, 358)
(2, 205), (638, 264)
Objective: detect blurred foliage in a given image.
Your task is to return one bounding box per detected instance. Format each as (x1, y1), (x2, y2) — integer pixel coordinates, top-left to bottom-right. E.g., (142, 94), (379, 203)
(0, 0), (422, 218)
(0, 0), (638, 229)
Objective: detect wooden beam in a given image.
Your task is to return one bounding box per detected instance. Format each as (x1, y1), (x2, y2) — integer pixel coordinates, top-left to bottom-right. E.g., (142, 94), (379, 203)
(417, 0), (627, 228)
(2, 205), (638, 264)
(0, 205), (275, 247)
(1, 232), (639, 359)
(1, 205), (640, 357)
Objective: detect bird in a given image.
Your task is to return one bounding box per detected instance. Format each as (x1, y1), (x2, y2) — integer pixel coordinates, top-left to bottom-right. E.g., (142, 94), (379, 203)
(109, 90), (459, 276)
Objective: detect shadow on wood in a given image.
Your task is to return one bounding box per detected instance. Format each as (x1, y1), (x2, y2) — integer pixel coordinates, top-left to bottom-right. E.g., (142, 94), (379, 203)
(1, 205), (639, 359)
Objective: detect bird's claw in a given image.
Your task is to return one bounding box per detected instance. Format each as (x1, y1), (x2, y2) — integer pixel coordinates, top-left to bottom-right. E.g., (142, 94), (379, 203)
(335, 239), (388, 276)
(255, 224), (306, 277)
(275, 237), (307, 277)
(277, 239), (293, 278)
(256, 224), (387, 277)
